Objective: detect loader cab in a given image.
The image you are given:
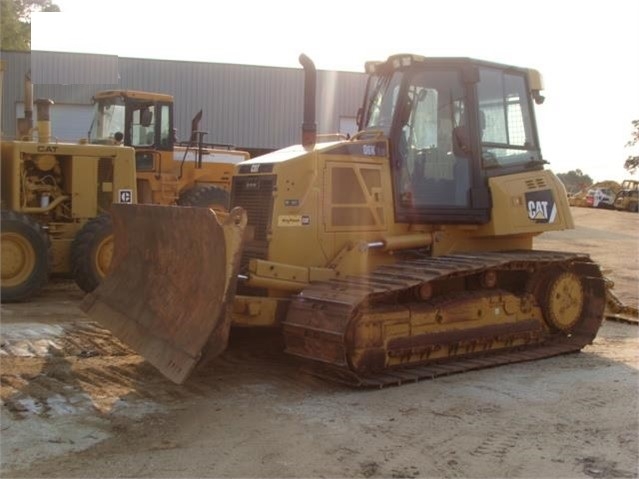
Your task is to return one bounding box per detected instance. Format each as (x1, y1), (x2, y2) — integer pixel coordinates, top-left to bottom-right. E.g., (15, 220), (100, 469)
(89, 91), (174, 150)
(359, 55), (544, 225)
(88, 90), (174, 170)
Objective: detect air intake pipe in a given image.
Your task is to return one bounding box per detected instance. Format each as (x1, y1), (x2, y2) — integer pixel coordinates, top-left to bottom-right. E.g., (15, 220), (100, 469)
(35, 98), (54, 143)
(299, 53), (317, 149)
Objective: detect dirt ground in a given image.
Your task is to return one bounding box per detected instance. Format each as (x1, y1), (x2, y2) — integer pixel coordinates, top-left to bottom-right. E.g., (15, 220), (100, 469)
(1, 207), (638, 479)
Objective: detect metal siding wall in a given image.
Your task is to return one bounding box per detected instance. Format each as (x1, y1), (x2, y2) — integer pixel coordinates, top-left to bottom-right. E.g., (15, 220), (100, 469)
(49, 104), (94, 141)
(31, 51), (119, 85)
(1, 51), (117, 138)
(1, 51), (367, 149)
(1, 51), (30, 137)
(317, 69), (367, 138)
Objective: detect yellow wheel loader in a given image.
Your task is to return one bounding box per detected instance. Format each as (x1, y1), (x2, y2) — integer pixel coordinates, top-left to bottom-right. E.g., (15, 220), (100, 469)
(1, 98), (138, 302)
(1, 71), (248, 301)
(70, 90), (249, 292)
(83, 54), (611, 386)
(88, 90), (248, 209)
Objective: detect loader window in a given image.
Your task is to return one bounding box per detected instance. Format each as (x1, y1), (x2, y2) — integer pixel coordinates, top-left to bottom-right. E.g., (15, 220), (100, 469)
(158, 104), (172, 150)
(477, 68), (540, 168)
(89, 100), (125, 144)
(131, 105), (156, 147)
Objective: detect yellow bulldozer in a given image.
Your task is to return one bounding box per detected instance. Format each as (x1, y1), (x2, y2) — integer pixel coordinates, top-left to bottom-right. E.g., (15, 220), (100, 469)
(614, 179), (639, 212)
(1, 70), (248, 301)
(83, 53), (611, 386)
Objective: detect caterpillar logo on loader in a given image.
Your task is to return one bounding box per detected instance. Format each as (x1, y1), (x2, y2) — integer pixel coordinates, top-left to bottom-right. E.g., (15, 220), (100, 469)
(82, 53), (634, 387)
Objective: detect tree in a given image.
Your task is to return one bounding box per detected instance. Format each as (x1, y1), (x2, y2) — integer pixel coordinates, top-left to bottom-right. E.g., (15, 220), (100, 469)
(624, 119), (639, 174)
(556, 169), (593, 194)
(0, 0), (60, 51)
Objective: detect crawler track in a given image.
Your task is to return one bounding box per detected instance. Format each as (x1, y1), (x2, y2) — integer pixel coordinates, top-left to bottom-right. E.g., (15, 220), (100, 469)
(283, 251), (606, 387)
(301, 343), (583, 388)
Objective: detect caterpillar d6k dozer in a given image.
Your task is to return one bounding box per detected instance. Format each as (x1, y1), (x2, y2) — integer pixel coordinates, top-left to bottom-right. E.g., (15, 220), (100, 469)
(82, 54), (607, 386)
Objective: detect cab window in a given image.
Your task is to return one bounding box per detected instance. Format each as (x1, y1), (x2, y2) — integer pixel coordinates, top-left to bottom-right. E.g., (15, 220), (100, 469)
(131, 105), (155, 147)
(395, 70), (470, 209)
(478, 68), (539, 168)
(158, 104), (172, 150)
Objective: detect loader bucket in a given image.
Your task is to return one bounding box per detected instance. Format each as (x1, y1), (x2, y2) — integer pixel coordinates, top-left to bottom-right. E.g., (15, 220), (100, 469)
(81, 203), (247, 384)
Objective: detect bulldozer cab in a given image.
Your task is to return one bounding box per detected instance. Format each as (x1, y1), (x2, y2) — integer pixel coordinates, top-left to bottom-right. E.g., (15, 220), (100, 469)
(358, 55), (546, 225)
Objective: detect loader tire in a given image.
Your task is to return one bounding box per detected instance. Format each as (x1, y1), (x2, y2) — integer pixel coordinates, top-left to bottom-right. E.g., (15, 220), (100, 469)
(1, 210), (50, 302)
(71, 214), (114, 293)
(177, 185), (230, 214)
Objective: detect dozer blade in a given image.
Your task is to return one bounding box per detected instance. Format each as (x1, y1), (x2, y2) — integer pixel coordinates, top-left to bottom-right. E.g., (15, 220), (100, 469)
(81, 203), (247, 384)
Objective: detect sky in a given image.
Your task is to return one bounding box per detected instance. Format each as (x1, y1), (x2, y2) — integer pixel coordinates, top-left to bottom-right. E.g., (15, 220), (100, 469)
(31, 0), (639, 183)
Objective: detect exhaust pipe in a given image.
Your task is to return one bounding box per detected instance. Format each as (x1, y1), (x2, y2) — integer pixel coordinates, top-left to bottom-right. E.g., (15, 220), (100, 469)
(17, 72), (34, 139)
(35, 98), (54, 143)
(298, 54), (317, 149)
(24, 73), (33, 128)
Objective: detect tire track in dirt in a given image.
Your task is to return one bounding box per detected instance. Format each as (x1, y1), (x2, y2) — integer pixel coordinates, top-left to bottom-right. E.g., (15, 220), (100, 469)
(469, 430), (524, 460)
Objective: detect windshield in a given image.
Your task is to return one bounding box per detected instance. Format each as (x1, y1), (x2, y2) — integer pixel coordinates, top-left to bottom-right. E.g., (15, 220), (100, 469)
(88, 98), (125, 144)
(363, 72), (402, 134)
(88, 97), (160, 148)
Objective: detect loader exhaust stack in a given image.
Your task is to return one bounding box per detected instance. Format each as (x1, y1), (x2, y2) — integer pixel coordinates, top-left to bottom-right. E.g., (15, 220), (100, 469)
(17, 73), (34, 139)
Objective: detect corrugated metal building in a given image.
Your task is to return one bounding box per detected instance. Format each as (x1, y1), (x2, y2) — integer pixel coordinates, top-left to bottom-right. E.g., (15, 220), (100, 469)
(1, 50), (367, 153)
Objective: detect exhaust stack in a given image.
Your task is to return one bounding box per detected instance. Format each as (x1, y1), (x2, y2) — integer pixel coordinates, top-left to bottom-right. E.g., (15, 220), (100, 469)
(17, 72), (34, 139)
(298, 54), (317, 149)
